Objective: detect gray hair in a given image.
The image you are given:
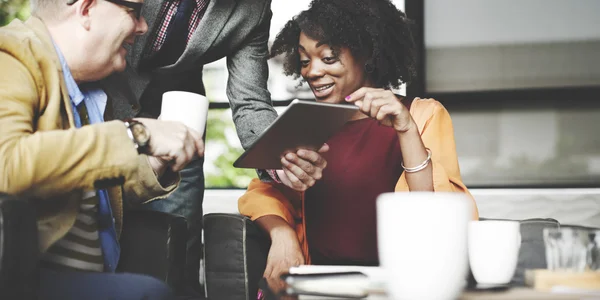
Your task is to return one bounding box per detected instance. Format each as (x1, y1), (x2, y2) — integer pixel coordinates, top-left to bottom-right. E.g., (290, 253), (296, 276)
(30, 0), (69, 21)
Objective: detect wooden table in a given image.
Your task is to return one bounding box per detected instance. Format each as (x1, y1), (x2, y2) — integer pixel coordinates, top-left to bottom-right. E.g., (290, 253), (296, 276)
(298, 287), (586, 300)
(461, 287), (586, 300)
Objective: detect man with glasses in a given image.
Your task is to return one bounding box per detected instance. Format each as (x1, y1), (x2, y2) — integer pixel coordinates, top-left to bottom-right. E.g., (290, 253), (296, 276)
(0, 0), (205, 298)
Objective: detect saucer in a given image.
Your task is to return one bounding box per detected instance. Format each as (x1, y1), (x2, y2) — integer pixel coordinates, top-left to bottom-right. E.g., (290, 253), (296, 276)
(469, 283), (511, 292)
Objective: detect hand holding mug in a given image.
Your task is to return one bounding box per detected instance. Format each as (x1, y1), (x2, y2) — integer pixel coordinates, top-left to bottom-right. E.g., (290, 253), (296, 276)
(137, 118), (204, 172)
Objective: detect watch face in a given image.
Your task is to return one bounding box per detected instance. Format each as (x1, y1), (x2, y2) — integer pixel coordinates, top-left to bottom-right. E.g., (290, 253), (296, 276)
(132, 123), (150, 146)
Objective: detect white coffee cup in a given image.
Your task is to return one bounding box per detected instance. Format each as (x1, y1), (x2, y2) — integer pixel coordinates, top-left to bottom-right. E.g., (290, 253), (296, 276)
(377, 192), (473, 300)
(160, 91), (209, 134)
(468, 220), (521, 285)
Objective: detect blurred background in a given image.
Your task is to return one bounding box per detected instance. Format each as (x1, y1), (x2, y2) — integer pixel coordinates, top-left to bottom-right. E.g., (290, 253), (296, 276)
(202, 0), (600, 190)
(0, 0), (28, 26)
(199, 0), (600, 190)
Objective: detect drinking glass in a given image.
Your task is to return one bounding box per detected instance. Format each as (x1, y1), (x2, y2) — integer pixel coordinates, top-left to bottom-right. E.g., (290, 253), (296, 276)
(543, 228), (590, 272)
(588, 230), (600, 271)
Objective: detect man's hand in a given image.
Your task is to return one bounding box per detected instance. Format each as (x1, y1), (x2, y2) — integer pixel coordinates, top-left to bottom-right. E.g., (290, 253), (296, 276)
(276, 143), (329, 191)
(135, 118), (204, 172)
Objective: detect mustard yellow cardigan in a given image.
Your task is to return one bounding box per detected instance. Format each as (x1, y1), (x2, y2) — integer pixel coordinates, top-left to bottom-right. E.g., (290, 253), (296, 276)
(0, 18), (178, 254)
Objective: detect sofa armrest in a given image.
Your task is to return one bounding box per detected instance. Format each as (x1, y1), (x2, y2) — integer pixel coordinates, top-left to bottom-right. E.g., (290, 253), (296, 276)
(0, 193), (39, 300)
(203, 213), (270, 300)
(117, 209), (188, 294)
(513, 218), (560, 285)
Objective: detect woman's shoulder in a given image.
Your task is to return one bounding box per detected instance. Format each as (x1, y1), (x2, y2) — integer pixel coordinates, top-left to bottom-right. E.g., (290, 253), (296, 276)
(410, 97), (445, 111)
(408, 97), (449, 123)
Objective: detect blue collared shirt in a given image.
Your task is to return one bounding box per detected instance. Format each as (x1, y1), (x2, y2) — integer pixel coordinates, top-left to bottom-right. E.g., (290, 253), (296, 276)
(53, 44), (107, 126)
(53, 43), (120, 272)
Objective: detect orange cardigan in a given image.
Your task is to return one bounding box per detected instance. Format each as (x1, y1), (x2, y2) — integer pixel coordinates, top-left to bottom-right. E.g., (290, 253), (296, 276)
(238, 98), (479, 263)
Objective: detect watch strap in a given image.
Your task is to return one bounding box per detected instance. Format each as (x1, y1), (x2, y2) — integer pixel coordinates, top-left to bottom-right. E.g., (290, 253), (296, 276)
(123, 119), (150, 154)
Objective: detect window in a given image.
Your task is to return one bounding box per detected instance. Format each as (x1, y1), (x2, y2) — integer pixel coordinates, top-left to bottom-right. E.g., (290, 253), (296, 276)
(451, 104), (600, 187)
(406, 0), (600, 187)
(207, 0), (600, 189)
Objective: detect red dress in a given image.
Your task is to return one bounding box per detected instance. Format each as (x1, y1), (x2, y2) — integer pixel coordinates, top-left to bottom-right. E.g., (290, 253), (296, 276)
(304, 118), (403, 266)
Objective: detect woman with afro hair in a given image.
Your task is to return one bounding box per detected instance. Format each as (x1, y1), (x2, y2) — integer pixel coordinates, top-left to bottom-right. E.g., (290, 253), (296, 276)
(238, 0), (479, 293)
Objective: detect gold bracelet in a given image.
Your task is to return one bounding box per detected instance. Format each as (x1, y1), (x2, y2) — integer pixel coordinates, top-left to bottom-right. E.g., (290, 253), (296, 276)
(401, 148), (432, 173)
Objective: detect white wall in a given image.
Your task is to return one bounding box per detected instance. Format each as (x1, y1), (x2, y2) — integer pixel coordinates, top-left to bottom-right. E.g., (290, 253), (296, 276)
(424, 0), (600, 92)
(203, 189), (600, 228)
(425, 0), (600, 47)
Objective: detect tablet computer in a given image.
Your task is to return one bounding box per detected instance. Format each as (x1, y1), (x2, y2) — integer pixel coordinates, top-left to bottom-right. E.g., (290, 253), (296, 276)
(233, 99), (359, 169)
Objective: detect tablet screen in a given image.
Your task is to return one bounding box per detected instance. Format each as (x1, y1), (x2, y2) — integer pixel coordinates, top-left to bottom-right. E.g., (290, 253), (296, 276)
(233, 100), (358, 169)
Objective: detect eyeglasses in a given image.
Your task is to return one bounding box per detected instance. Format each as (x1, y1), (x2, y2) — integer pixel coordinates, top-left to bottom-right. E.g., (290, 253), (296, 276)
(67, 0), (143, 20)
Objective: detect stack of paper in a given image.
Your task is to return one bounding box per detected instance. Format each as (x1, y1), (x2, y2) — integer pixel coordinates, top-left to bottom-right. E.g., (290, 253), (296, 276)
(283, 265), (386, 298)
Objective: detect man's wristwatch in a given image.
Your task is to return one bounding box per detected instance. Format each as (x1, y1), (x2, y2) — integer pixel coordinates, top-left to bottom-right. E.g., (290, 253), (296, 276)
(124, 119), (150, 154)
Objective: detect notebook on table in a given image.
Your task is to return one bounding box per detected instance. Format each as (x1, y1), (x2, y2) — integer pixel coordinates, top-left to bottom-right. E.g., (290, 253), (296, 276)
(279, 265), (386, 299)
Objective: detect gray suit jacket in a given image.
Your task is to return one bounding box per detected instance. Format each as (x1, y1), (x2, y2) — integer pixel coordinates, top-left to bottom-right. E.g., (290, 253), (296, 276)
(105, 0), (277, 150)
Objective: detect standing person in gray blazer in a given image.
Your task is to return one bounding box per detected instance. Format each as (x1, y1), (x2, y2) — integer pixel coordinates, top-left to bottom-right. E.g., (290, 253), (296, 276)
(104, 0), (329, 297)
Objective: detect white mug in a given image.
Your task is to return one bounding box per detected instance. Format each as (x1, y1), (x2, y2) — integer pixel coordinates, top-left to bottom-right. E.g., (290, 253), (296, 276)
(468, 220), (521, 285)
(377, 192), (473, 300)
(160, 91), (209, 134)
